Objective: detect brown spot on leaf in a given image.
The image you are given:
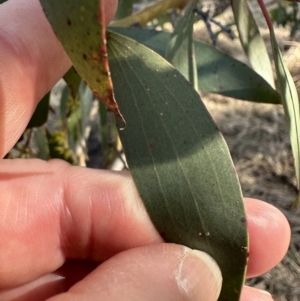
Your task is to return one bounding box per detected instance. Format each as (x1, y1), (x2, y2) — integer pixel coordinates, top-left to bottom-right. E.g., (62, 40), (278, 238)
(92, 55), (99, 63)
(92, 89), (100, 98)
(148, 142), (155, 150)
(67, 18), (72, 26)
(82, 54), (87, 60)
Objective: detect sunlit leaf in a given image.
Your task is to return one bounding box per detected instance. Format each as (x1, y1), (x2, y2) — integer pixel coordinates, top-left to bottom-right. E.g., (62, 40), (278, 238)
(110, 27), (281, 104)
(46, 130), (75, 164)
(258, 2), (300, 206)
(39, 0), (125, 126)
(165, 0), (198, 89)
(232, 0), (275, 87)
(108, 31), (248, 301)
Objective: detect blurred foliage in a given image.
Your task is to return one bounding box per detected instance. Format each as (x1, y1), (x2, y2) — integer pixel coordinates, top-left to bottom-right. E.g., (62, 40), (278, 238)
(270, 2), (300, 37)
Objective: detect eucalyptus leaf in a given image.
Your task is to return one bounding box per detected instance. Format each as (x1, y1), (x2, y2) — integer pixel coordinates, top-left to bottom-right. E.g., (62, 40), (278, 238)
(165, 0), (198, 89)
(26, 92), (50, 129)
(39, 0), (125, 125)
(108, 31), (248, 301)
(232, 0), (275, 87)
(115, 0), (135, 19)
(63, 66), (81, 99)
(109, 27), (281, 104)
(268, 23), (300, 206)
(35, 127), (50, 160)
(60, 85), (71, 122)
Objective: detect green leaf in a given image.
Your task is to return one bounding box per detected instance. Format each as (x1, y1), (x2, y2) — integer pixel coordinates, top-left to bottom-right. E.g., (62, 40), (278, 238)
(59, 85), (71, 122)
(35, 127), (50, 160)
(39, 0), (125, 125)
(165, 0), (198, 90)
(63, 66), (82, 99)
(115, 0), (135, 19)
(232, 0), (275, 87)
(108, 31), (248, 301)
(109, 27), (281, 104)
(46, 130), (75, 164)
(26, 92), (50, 128)
(268, 21), (300, 206)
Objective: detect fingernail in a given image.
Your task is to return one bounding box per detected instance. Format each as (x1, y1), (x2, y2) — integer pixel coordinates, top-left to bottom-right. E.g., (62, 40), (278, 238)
(174, 249), (222, 301)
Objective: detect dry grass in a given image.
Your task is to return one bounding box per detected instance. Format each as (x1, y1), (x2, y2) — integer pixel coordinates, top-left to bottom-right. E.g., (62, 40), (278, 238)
(202, 93), (300, 300)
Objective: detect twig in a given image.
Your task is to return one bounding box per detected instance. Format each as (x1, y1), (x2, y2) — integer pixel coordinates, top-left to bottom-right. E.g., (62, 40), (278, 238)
(194, 6), (235, 46)
(111, 0), (189, 27)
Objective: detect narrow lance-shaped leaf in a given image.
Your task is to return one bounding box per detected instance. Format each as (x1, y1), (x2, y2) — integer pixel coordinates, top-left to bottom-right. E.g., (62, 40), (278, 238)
(165, 0), (198, 90)
(26, 92), (50, 129)
(258, 0), (300, 206)
(39, 0), (125, 127)
(110, 27), (281, 104)
(231, 0), (275, 88)
(115, 0), (135, 19)
(108, 31), (248, 301)
(35, 127), (50, 161)
(63, 66), (82, 99)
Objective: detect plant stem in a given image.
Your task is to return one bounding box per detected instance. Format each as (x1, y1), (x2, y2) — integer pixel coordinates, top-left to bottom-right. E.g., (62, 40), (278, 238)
(111, 0), (189, 27)
(256, 0), (274, 33)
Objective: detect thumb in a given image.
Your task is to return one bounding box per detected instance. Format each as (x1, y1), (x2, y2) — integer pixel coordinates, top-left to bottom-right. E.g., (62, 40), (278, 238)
(47, 244), (222, 301)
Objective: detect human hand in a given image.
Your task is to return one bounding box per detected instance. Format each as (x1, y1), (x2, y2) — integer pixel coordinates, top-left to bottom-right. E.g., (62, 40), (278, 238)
(0, 1), (290, 300)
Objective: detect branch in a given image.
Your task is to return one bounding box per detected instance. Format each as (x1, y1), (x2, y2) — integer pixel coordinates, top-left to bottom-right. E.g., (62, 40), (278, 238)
(111, 0), (189, 27)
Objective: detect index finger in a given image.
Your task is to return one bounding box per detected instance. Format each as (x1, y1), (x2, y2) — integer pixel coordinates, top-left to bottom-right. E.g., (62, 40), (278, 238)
(0, 159), (162, 289)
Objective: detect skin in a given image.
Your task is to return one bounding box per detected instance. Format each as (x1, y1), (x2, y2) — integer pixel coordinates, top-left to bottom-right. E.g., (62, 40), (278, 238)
(0, 0), (291, 300)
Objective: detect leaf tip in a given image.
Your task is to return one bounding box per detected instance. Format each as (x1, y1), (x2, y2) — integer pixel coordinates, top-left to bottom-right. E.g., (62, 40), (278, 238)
(116, 113), (126, 130)
(292, 193), (300, 209)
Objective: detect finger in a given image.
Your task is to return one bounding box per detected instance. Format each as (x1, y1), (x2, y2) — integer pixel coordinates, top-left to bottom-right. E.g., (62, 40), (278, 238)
(46, 244), (222, 301)
(0, 159), (290, 289)
(0, 159), (162, 289)
(241, 286), (274, 301)
(1, 252), (274, 301)
(0, 260), (98, 301)
(0, 0), (117, 158)
(244, 198), (290, 278)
